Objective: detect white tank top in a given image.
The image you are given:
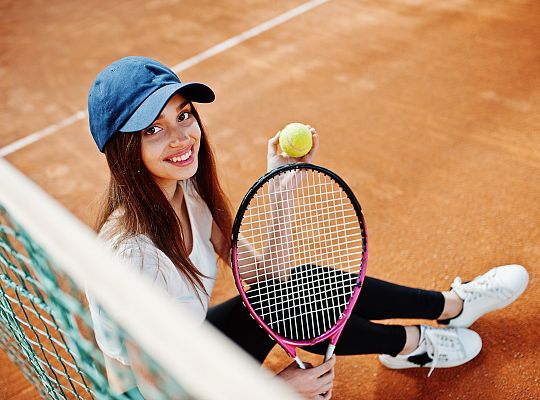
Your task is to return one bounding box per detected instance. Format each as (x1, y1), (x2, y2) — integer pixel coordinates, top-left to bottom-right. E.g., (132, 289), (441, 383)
(87, 179), (218, 364)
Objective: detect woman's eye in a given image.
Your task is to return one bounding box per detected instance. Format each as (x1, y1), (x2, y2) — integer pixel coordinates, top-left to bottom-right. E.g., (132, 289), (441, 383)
(178, 111), (191, 122)
(144, 126), (162, 135)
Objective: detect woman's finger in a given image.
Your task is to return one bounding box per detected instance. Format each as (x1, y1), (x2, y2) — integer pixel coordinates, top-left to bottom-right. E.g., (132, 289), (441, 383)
(320, 388), (333, 399)
(312, 355), (336, 376)
(300, 132), (319, 162)
(268, 131), (281, 155)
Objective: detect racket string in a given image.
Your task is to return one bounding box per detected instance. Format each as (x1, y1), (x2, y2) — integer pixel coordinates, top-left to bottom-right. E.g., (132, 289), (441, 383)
(246, 280), (358, 311)
(236, 248), (364, 276)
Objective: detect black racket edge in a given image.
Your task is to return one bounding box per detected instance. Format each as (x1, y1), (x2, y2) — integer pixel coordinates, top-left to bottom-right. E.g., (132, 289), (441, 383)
(230, 163), (368, 289)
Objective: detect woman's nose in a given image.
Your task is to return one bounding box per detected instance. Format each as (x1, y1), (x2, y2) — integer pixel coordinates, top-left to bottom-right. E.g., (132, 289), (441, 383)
(169, 128), (189, 146)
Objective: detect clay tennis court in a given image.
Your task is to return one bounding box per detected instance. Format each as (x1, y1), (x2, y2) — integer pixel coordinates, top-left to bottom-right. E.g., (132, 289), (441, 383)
(1, 0), (539, 398)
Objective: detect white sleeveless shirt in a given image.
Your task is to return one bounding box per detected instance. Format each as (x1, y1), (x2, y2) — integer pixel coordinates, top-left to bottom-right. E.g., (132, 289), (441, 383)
(87, 179), (218, 364)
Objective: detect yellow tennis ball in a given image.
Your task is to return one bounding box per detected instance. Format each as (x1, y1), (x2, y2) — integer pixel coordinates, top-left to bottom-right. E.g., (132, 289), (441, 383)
(279, 123), (313, 158)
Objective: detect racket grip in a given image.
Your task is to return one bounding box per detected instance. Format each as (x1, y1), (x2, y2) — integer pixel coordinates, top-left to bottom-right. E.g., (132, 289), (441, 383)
(324, 344), (336, 362)
(294, 356), (307, 369)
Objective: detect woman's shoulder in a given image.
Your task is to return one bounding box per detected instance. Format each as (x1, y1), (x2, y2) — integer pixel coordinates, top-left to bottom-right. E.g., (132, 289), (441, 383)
(101, 228), (177, 280)
(98, 211), (155, 255)
(97, 208), (122, 238)
(115, 235), (155, 258)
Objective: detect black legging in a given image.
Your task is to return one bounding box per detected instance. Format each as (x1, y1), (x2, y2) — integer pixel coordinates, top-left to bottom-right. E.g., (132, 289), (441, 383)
(206, 276), (444, 363)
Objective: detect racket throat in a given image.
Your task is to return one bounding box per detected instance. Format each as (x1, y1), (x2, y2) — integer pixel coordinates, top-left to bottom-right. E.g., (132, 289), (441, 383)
(324, 343), (336, 362)
(294, 356), (307, 369)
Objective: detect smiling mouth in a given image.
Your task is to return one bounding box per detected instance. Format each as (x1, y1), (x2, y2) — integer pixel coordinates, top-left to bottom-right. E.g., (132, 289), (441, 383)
(167, 149), (192, 163)
(165, 146), (195, 165)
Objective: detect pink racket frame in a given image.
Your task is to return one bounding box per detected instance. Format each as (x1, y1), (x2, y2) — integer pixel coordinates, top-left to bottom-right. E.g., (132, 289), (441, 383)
(231, 163), (369, 361)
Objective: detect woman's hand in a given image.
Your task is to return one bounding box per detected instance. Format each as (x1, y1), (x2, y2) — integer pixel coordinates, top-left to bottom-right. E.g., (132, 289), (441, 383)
(267, 126), (319, 172)
(277, 356), (335, 399)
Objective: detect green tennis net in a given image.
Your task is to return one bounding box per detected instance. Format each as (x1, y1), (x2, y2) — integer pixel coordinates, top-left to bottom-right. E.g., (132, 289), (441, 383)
(0, 159), (297, 400)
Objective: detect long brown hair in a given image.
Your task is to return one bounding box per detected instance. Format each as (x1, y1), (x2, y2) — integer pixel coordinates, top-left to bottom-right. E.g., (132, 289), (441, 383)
(95, 105), (232, 295)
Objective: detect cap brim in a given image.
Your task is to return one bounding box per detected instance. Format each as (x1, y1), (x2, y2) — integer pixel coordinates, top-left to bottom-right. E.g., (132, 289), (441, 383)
(119, 82), (215, 132)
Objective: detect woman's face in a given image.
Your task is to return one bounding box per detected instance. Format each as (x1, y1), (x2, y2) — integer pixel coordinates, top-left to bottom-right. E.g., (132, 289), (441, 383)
(140, 94), (201, 187)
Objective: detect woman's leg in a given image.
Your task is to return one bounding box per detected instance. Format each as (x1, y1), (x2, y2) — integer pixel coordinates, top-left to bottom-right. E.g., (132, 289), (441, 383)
(206, 295), (275, 364)
(207, 291), (414, 359)
(207, 294), (411, 360)
(306, 316), (482, 375)
(353, 265), (529, 326)
(307, 315), (408, 357)
(353, 276), (454, 320)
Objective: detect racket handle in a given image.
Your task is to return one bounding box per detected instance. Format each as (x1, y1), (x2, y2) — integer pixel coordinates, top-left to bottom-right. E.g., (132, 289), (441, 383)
(324, 344), (336, 362)
(294, 356), (307, 369)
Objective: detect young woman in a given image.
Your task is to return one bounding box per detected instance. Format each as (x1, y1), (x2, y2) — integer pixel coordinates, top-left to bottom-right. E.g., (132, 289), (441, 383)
(87, 56), (528, 399)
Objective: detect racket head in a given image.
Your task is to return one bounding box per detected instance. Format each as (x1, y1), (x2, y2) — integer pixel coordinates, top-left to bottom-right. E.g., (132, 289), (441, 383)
(231, 163), (368, 357)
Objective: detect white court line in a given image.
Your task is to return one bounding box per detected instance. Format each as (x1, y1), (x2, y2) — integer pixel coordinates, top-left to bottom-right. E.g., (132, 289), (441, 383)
(0, 0), (329, 158)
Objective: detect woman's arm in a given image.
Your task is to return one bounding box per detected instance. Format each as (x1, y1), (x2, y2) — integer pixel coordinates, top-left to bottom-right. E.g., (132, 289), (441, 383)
(210, 212), (291, 284)
(210, 128), (320, 284)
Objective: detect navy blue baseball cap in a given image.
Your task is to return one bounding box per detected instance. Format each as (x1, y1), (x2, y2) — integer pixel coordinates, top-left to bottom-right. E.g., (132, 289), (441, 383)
(88, 56), (215, 152)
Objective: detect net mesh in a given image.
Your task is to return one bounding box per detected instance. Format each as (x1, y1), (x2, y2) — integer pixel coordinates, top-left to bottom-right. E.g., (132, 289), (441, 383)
(0, 205), (190, 399)
(0, 159), (297, 400)
(236, 168), (366, 341)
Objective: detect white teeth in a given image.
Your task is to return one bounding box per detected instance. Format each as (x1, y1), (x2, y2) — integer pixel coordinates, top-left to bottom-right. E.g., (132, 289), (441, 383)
(170, 149), (192, 163)
(180, 150), (192, 161)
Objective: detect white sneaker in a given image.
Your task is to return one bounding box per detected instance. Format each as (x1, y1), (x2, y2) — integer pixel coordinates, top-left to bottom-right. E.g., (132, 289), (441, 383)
(378, 325), (482, 377)
(439, 264), (529, 328)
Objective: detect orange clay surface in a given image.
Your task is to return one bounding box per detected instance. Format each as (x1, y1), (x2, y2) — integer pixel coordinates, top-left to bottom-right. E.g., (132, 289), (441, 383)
(1, 1), (539, 399)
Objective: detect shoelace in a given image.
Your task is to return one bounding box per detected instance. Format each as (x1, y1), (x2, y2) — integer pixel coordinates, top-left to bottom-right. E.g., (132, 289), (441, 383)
(451, 273), (509, 301)
(423, 328), (463, 377)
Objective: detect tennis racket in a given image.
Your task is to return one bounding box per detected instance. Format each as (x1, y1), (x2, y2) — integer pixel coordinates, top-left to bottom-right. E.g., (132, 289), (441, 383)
(231, 163), (368, 368)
